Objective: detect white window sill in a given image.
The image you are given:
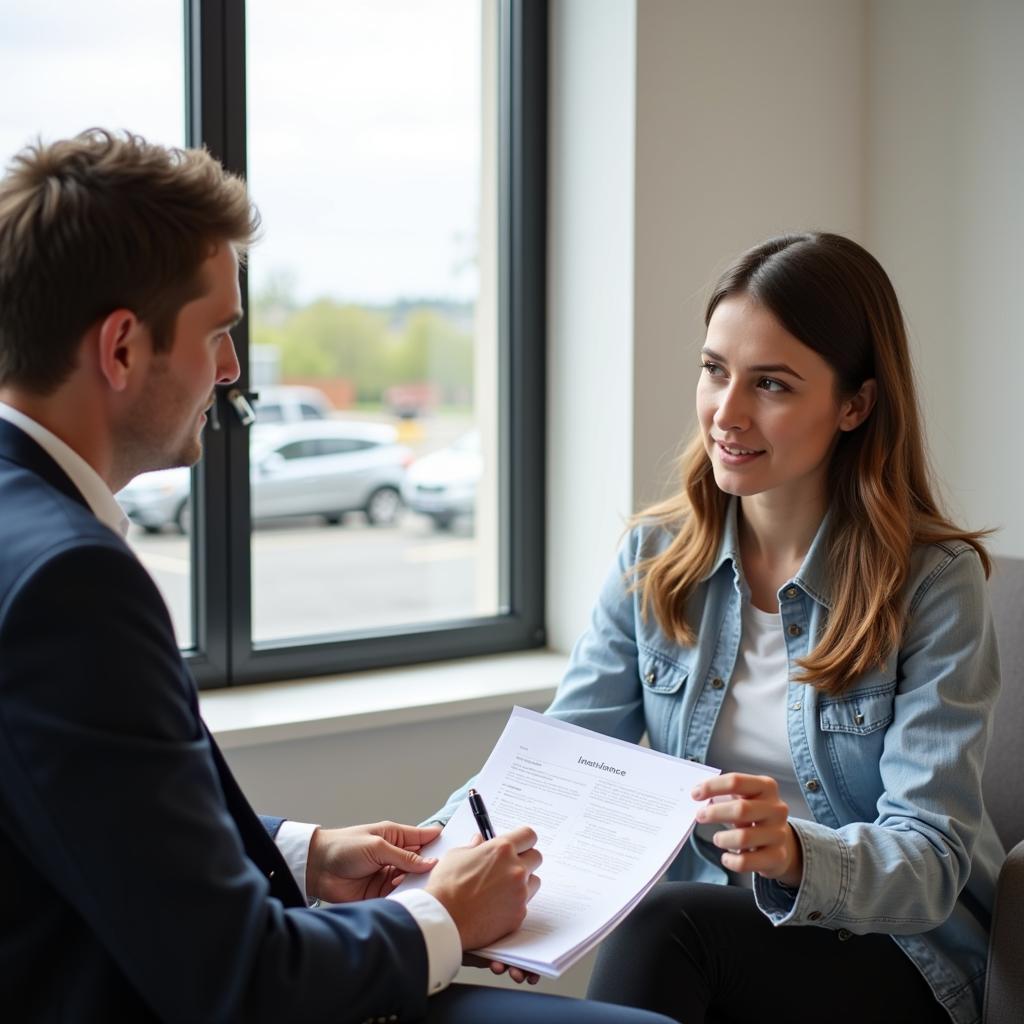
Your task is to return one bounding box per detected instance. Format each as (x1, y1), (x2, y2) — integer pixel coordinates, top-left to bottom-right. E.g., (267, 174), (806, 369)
(200, 649), (567, 749)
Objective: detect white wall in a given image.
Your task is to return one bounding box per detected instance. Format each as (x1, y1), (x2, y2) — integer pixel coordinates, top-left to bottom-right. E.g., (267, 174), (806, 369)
(546, 0), (637, 657)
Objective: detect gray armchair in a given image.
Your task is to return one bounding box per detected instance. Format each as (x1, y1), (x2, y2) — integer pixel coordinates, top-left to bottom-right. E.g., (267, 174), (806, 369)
(982, 555), (1024, 1023)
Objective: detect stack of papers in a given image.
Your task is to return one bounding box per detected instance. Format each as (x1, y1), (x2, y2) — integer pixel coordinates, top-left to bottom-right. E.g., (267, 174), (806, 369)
(395, 706), (719, 977)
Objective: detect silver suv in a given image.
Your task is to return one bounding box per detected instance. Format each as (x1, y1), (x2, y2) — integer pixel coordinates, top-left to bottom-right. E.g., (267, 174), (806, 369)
(117, 420), (410, 533)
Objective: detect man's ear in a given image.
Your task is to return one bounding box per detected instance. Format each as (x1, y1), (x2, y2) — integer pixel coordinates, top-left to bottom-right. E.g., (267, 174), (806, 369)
(838, 378), (877, 432)
(96, 309), (147, 392)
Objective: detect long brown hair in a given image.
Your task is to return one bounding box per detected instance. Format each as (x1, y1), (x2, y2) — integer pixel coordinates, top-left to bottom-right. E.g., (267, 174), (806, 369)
(636, 232), (990, 694)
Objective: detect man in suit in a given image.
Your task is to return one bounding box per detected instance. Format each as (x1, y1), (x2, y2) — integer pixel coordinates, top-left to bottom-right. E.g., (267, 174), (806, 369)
(0, 131), (670, 1024)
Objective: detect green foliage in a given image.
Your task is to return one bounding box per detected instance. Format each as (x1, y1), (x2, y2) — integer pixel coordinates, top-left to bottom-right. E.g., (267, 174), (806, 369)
(393, 310), (473, 397)
(250, 287), (474, 406)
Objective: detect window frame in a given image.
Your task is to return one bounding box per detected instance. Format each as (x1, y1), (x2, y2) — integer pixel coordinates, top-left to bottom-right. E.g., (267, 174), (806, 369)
(184, 0), (547, 689)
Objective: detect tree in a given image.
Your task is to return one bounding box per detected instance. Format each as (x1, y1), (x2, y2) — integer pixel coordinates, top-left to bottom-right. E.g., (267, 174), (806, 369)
(392, 309), (473, 404)
(248, 289), (474, 407)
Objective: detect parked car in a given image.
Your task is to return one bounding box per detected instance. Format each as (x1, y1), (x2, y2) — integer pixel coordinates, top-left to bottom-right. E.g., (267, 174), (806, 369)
(251, 385), (333, 424)
(402, 430), (481, 530)
(117, 421), (410, 533)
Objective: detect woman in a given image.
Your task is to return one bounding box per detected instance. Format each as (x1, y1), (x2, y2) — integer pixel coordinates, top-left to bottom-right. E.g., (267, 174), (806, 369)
(430, 233), (1002, 1023)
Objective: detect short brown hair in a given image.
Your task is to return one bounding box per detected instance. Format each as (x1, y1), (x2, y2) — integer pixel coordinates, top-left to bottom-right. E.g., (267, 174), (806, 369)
(0, 128), (259, 393)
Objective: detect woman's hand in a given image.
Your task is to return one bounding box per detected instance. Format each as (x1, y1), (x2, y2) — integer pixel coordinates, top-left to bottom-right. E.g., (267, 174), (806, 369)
(307, 821), (442, 903)
(691, 773), (803, 888)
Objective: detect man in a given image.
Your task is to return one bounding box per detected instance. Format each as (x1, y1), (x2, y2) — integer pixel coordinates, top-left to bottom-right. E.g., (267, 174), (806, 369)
(0, 131), (669, 1024)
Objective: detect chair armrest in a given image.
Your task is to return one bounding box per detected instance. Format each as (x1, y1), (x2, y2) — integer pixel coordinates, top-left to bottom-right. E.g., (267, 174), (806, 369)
(983, 838), (1024, 1024)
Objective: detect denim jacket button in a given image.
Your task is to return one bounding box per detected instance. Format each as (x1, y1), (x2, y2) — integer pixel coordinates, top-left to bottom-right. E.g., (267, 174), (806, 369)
(711, 677), (725, 690)
(837, 928), (853, 941)
(805, 779), (820, 792)
(644, 670), (656, 684)
(787, 623), (803, 637)
(784, 586), (798, 599)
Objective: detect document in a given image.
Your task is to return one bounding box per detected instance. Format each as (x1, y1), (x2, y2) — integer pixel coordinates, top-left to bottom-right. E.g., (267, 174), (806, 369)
(396, 706), (719, 977)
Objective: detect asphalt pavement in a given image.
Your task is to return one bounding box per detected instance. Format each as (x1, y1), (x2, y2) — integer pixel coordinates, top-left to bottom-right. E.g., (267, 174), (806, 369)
(127, 511), (489, 650)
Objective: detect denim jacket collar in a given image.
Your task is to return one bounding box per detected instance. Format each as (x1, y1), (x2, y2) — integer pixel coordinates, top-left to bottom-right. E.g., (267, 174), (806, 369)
(791, 504), (834, 610)
(701, 497), (835, 611)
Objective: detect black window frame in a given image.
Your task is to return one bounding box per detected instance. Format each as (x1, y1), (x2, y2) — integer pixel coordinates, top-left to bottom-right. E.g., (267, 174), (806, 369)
(184, 0), (546, 689)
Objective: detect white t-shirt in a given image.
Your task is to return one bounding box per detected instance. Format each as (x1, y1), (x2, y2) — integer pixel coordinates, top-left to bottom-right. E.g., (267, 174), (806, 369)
(698, 598), (813, 886)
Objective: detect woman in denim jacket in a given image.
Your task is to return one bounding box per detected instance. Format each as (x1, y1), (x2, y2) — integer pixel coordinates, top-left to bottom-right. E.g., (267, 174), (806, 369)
(432, 233), (1003, 1023)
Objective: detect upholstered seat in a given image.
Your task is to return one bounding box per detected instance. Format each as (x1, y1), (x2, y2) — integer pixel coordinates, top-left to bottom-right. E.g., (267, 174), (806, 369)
(981, 556), (1024, 1023)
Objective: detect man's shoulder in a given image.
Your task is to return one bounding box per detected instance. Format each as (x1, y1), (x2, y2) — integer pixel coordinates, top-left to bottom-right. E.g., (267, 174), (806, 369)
(0, 459), (129, 594)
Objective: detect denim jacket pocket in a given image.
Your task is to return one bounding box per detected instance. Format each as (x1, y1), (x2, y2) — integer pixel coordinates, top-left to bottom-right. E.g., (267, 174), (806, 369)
(638, 649), (690, 754)
(638, 648), (689, 695)
(817, 680), (896, 816)
(818, 682), (896, 736)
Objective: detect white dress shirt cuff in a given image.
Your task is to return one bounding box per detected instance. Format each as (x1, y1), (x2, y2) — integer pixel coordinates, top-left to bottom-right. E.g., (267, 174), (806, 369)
(274, 819), (319, 904)
(388, 889), (462, 995)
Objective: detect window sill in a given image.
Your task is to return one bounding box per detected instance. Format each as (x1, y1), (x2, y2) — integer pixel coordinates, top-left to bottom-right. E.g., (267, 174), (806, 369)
(200, 649), (566, 749)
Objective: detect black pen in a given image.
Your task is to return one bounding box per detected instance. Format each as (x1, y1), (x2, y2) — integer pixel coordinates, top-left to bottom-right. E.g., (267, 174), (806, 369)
(468, 788), (495, 840)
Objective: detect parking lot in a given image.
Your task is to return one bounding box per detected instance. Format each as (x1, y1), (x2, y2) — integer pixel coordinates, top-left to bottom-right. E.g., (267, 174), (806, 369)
(128, 510), (493, 649)
(120, 402), (496, 648)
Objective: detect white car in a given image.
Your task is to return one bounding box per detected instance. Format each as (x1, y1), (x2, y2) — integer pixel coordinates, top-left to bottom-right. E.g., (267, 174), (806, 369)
(402, 430), (481, 530)
(118, 421), (410, 533)
(251, 385), (333, 424)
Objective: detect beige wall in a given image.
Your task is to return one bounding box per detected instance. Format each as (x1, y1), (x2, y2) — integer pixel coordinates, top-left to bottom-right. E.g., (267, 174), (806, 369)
(631, 0), (867, 511)
(549, 0), (1024, 664)
(548, 0), (868, 652)
(865, 0), (1024, 557)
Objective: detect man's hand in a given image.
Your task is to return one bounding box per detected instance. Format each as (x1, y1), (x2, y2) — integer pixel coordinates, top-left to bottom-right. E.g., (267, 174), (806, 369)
(425, 826), (541, 951)
(306, 821), (442, 903)
(691, 773), (804, 887)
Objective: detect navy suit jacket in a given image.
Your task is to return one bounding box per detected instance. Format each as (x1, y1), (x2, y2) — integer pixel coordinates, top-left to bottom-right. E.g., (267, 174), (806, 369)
(0, 419), (429, 1022)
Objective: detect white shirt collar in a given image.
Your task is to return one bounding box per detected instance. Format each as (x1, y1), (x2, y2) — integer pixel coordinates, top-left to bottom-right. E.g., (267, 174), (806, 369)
(0, 402), (130, 538)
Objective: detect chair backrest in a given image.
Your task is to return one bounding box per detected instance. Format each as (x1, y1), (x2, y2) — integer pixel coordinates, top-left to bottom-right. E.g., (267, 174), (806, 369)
(982, 556), (1024, 851)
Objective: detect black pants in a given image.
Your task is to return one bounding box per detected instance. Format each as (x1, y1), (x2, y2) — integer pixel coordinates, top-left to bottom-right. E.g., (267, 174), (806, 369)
(422, 983), (675, 1023)
(586, 883), (951, 1024)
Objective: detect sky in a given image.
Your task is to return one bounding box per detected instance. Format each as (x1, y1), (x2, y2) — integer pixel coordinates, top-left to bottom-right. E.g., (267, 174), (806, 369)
(0, 0), (485, 304)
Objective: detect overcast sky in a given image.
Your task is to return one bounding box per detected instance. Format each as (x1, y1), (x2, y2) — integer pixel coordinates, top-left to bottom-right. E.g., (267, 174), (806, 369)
(0, 0), (484, 304)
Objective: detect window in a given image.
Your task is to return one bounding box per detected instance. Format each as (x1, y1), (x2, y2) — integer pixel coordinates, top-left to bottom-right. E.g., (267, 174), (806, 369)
(246, 0), (509, 646)
(0, 0), (194, 644)
(2, 0), (546, 688)
(277, 441), (318, 461)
